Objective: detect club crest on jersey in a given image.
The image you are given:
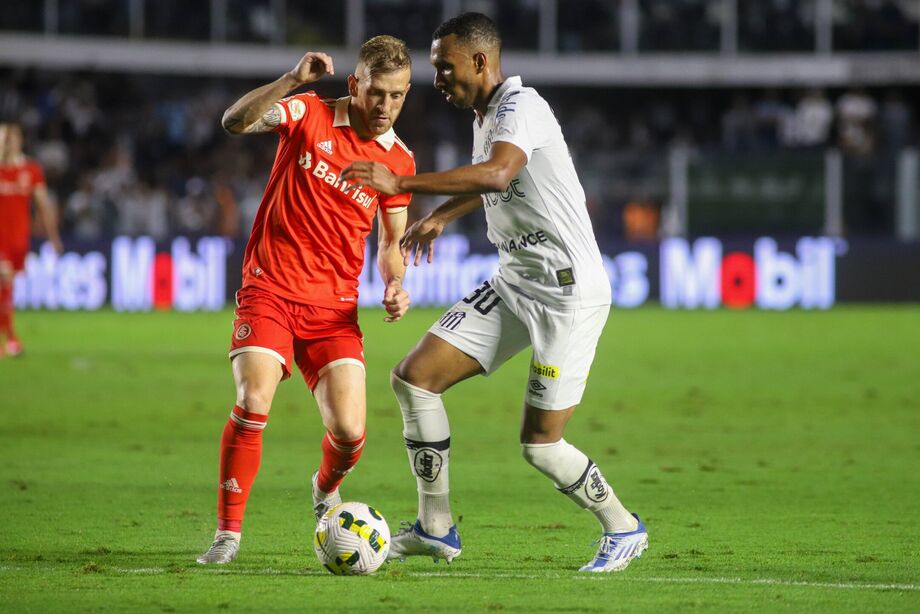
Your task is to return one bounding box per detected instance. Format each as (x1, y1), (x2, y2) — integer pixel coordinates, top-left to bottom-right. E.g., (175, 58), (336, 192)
(299, 152), (312, 170)
(316, 140), (334, 154)
(234, 323), (252, 340)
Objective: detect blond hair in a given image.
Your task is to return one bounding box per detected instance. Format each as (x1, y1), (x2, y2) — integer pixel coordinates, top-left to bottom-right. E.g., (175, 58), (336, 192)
(358, 35), (411, 75)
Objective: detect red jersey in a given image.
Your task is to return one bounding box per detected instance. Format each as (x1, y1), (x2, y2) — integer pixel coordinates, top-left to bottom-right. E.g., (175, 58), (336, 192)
(0, 156), (44, 253)
(242, 92), (416, 308)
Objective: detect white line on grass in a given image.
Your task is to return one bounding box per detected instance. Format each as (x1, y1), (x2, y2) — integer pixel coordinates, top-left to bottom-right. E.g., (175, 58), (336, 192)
(1, 565), (916, 591)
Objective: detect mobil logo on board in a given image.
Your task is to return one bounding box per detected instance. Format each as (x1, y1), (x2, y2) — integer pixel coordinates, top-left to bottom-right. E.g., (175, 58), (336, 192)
(660, 237), (846, 310)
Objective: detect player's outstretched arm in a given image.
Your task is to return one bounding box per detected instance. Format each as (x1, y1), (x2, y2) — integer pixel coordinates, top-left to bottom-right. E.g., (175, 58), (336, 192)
(221, 51), (334, 134)
(399, 194), (482, 266)
(377, 207), (410, 322)
(341, 142), (527, 196)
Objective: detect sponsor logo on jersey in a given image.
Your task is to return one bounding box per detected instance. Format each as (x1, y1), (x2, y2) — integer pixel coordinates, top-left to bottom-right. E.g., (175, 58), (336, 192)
(438, 310), (466, 330)
(494, 230), (549, 253)
(484, 179), (525, 207)
(531, 360), (559, 379)
(289, 99), (306, 121)
(299, 152), (312, 170)
(310, 160), (378, 209)
(316, 140), (334, 154)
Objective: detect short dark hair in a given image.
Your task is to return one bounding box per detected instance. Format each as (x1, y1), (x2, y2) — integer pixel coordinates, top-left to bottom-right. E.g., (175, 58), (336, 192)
(433, 12), (501, 52)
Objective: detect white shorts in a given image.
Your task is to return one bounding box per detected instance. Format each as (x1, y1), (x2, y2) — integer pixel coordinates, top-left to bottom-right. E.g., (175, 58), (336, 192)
(428, 278), (610, 410)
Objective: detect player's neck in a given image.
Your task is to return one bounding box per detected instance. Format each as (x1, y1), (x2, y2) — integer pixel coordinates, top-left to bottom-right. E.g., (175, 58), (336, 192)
(474, 72), (506, 121)
(346, 100), (375, 141)
(0, 153), (23, 165)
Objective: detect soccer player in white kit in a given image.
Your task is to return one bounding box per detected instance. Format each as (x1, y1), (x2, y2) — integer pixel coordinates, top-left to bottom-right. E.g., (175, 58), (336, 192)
(342, 12), (648, 573)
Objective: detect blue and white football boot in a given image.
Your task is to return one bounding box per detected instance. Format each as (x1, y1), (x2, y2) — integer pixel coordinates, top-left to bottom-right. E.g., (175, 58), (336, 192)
(579, 514), (648, 573)
(387, 520), (462, 563)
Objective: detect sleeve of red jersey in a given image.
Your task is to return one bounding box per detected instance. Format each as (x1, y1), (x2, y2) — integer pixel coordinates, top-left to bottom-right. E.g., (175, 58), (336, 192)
(272, 91), (319, 137)
(379, 148), (416, 210)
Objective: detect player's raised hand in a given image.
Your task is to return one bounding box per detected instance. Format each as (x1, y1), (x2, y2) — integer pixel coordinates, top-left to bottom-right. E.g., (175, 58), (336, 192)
(382, 278), (410, 322)
(341, 161), (401, 195)
(399, 215), (444, 266)
(289, 52), (334, 85)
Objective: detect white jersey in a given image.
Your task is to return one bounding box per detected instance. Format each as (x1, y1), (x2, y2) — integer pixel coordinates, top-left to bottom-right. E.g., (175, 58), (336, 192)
(472, 76), (611, 309)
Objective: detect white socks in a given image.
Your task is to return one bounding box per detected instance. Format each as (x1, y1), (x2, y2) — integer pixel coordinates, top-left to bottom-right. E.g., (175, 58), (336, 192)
(391, 373), (454, 537)
(521, 439), (638, 533)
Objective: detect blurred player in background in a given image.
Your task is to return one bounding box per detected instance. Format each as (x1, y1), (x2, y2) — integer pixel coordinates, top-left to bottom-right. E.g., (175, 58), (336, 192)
(0, 121), (63, 358)
(343, 13), (647, 573)
(197, 36), (416, 564)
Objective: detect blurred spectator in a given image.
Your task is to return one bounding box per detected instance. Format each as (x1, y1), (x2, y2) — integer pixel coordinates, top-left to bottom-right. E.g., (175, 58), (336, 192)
(754, 90), (794, 149)
(836, 88), (878, 156)
(790, 89), (833, 148)
(65, 174), (103, 241)
(879, 90), (912, 152)
(174, 177), (217, 235)
(622, 197), (660, 242)
(722, 94), (758, 152)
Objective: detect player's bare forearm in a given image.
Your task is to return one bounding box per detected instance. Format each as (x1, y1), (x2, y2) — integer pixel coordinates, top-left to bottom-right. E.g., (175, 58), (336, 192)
(222, 51), (334, 134)
(397, 162), (510, 195)
(399, 195), (481, 266)
(342, 142), (527, 196)
(34, 185), (63, 253)
(378, 209), (410, 321)
(221, 73), (301, 134)
(429, 194), (484, 226)
(377, 234), (406, 286)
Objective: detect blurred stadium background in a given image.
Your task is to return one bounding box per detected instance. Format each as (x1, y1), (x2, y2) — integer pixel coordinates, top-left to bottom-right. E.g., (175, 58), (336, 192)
(2, 0), (920, 311)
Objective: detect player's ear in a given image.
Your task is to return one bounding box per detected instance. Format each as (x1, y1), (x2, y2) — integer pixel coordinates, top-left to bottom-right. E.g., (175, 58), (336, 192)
(347, 74), (359, 98)
(473, 52), (488, 74)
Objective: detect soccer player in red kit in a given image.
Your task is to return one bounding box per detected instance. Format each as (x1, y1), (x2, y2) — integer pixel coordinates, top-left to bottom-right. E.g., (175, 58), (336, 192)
(197, 36), (416, 564)
(0, 121), (63, 358)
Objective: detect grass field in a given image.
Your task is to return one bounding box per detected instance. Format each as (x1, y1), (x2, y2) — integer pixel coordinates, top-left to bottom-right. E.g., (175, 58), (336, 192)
(1, 306), (918, 612)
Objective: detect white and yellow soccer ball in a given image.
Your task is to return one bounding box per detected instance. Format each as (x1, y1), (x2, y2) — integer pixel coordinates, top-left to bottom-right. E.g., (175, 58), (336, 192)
(314, 502), (390, 575)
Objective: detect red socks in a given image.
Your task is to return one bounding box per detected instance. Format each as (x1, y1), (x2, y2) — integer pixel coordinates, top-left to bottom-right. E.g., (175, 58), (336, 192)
(214, 406), (365, 532)
(217, 406), (268, 533)
(316, 431), (366, 494)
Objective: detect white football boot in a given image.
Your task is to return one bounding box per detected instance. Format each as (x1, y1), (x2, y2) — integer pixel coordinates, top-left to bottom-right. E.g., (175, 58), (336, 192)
(579, 514), (648, 573)
(311, 472), (342, 521)
(196, 530), (241, 564)
(387, 520), (462, 563)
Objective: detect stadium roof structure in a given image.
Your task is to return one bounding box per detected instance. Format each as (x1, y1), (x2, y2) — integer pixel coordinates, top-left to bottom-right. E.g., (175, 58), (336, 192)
(3, 33), (920, 87)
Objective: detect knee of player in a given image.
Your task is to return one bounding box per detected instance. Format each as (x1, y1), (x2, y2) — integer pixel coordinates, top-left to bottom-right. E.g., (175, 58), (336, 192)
(326, 421), (366, 443)
(236, 385), (274, 414)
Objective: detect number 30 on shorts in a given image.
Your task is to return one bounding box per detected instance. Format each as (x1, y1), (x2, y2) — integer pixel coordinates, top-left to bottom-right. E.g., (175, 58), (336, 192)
(462, 281), (501, 315)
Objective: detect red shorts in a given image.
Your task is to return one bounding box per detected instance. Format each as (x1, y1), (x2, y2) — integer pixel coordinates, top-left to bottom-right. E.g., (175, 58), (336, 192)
(228, 287), (365, 390)
(0, 244), (28, 272)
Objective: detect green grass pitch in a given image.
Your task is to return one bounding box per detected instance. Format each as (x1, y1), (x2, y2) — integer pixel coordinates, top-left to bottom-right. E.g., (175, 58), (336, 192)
(1, 306), (918, 612)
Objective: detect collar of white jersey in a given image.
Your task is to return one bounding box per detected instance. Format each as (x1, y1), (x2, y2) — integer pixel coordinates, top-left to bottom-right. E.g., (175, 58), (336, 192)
(486, 76), (523, 111)
(333, 96), (396, 151)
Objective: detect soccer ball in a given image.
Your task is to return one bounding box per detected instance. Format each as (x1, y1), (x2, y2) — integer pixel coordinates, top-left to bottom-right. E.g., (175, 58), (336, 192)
(313, 501), (390, 575)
